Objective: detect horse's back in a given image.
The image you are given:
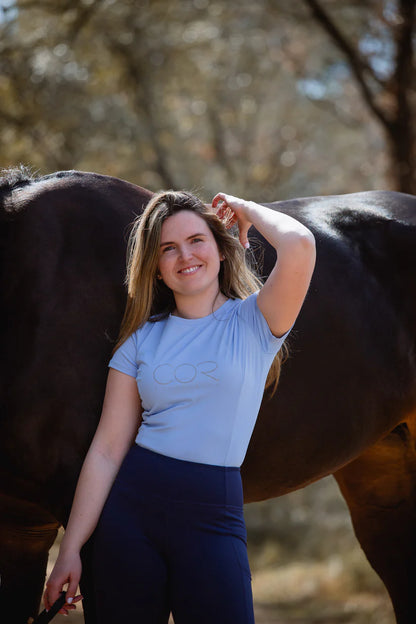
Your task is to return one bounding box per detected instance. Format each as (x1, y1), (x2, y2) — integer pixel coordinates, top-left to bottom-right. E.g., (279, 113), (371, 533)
(0, 170), (152, 521)
(243, 190), (416, 500)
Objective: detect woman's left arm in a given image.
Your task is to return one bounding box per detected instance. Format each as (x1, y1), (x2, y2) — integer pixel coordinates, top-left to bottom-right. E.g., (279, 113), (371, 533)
(212, 193), (316, 337)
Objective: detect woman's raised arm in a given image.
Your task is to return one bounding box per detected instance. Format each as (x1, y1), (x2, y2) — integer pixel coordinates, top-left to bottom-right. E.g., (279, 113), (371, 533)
(212, 193), (316, 337)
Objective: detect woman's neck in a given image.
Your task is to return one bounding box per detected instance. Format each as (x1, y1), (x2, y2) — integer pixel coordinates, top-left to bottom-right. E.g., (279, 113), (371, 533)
(172, 290), (228, 319)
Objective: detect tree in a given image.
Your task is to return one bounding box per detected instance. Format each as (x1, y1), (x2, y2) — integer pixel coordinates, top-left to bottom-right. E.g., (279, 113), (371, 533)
(301, 0), (416, 193)
(0, 0), (404, 198)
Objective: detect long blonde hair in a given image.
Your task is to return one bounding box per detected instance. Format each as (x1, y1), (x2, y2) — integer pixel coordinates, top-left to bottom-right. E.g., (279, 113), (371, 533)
(115, 190), (286, 393)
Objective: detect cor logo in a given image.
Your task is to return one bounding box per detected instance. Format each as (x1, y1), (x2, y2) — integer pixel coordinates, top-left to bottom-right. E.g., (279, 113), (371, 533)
(152, 361), (219, 384)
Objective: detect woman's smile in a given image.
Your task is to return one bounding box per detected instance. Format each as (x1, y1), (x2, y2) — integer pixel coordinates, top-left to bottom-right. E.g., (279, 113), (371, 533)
(178, 264), (202, 275)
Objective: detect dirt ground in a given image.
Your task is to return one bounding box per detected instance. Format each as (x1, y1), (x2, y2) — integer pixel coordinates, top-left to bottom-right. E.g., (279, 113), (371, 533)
(42, 529), (395, 624)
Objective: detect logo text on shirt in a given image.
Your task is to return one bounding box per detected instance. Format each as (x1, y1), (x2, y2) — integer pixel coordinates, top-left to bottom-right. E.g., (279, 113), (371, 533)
(153, 361), (219, 384)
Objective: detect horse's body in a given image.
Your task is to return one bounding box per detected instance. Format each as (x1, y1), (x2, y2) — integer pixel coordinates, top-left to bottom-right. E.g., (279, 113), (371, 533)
(1, 170), (415, 623)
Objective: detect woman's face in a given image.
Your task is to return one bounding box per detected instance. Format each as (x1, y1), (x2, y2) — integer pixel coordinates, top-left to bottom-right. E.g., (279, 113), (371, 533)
(158, 210), (223, 301)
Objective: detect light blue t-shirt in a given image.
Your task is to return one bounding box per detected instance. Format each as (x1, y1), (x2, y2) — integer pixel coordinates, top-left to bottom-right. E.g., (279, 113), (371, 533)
(109, 292), (289, 467)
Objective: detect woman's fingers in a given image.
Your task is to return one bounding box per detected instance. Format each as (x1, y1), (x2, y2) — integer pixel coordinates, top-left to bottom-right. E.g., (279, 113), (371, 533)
(211, 192), (227, 210)
(212, 195), (231, 221)
(40, 589), (79, 617)
(212, 193), (251, 248)
(44, 550), (82, 611)
(43, 591), (83, 615)
(239, 224), (251, 249)
(44, 583), (61, 611)
(217, 205), (237, 228)
(65, 575), (82, 606)
(58, 595), (83, 615)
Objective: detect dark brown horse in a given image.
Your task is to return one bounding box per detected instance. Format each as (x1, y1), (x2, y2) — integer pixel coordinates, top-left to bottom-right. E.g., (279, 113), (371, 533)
(1, 168), (415, 623)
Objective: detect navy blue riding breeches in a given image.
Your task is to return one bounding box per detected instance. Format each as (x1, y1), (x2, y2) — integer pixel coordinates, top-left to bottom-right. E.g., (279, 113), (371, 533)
(92, 444), (255, 624)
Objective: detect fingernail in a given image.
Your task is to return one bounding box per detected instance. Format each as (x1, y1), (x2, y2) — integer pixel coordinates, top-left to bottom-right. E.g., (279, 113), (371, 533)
(67, 597), (73, 604)
(244, 241), (250, 249)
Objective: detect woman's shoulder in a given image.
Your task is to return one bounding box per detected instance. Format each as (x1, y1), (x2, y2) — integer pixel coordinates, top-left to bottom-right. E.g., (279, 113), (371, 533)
(234, 290), (260, 311)
(134, 317), (167, 339)
(121, 317), (164, 347)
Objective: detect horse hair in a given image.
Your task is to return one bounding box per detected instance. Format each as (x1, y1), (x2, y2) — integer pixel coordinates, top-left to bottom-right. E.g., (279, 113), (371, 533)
(0, 164), (37, 192)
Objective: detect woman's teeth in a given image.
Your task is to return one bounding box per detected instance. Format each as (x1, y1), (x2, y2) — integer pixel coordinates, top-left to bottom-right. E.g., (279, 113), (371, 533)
(180, 266), (199, 274)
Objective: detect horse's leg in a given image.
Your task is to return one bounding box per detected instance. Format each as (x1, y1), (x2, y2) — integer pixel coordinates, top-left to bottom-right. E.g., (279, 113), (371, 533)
(0, 494), (59, 623)
(334, 416), (416, 624)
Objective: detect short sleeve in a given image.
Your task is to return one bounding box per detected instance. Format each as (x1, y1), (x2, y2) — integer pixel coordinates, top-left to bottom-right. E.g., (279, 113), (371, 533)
(108, 332), (138, 378)
(237, 291), (291, 353)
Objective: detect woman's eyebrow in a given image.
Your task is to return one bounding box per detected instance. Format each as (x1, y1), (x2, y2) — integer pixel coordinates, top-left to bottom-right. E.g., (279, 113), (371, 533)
(160, 233), (207, 246)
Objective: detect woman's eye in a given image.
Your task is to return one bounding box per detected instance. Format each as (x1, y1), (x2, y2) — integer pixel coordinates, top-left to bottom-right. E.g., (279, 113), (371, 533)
(162, 245), (174, 253)
(192, 237), (203, 243)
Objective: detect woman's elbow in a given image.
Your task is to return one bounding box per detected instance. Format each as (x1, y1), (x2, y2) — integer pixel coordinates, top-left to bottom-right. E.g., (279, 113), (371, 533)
(300, 230), (316, 270)
(302, 228), (316, 259)
(287, 227), (316, 260)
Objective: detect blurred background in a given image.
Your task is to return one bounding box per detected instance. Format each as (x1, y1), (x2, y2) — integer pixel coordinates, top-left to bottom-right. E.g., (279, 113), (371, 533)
(2, 1), (414, 621)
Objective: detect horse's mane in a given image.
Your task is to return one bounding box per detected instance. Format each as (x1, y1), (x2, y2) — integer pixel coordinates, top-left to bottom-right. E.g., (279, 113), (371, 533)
(0, 165), (37, 191)
(0, 165), (43, 216)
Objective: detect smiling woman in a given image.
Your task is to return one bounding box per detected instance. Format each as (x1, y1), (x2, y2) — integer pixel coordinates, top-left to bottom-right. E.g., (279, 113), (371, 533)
(117, 190), (266, 335)
(44, 189), (315, 622)
(158, 211), (225, 317)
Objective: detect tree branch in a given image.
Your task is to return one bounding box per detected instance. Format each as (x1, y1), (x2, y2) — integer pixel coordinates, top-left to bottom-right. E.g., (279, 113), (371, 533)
(394, 0), (415, 119)
(385, 0), (416, 191)
(66, 0), (105, 44)
(302, 0), (393, 130)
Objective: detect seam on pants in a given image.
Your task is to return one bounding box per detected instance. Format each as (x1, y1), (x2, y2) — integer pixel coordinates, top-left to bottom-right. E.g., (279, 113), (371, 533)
(231, 539), (254, 624)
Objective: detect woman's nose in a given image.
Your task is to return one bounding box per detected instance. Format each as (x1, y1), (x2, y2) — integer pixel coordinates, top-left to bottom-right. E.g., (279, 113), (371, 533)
(179, 245), (193, 260)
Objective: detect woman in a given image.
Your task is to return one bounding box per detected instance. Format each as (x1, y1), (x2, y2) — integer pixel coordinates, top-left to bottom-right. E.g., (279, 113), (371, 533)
(44, 191), (315, 622)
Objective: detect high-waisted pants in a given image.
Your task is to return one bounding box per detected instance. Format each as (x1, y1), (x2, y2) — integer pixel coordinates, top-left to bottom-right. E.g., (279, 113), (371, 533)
(92, 444), (255, 624)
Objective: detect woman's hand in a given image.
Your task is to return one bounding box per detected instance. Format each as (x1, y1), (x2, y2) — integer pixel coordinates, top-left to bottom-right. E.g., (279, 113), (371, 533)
(44, 550), (83, 615)
(212, 192), (253, 249)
